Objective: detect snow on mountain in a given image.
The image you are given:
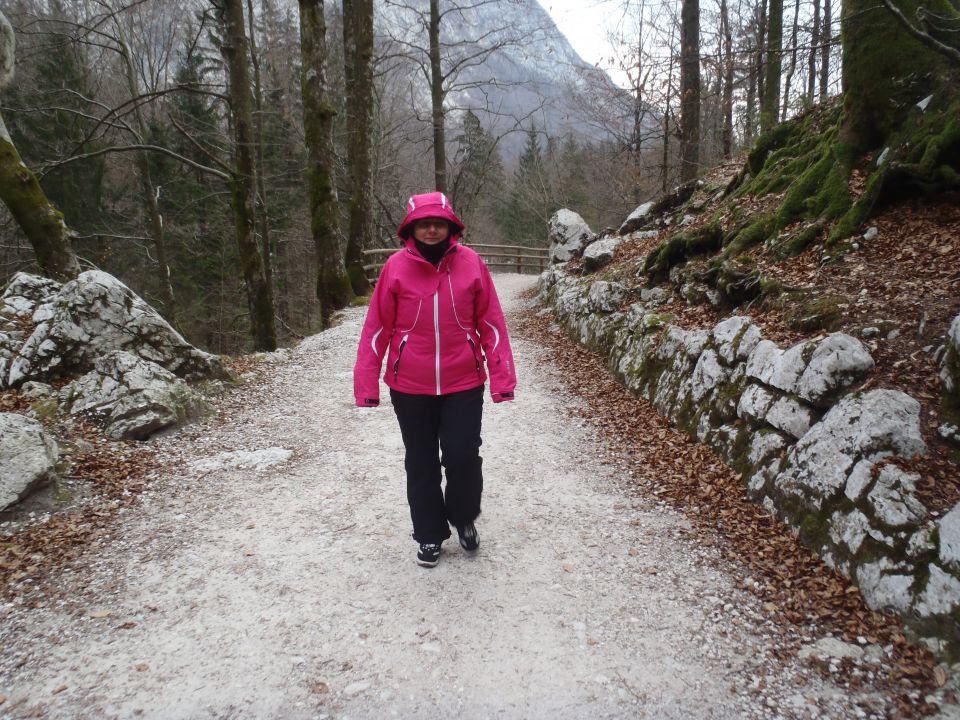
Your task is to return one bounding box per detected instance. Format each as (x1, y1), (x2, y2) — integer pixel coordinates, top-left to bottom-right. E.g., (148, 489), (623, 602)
(374, 0), (615, 157)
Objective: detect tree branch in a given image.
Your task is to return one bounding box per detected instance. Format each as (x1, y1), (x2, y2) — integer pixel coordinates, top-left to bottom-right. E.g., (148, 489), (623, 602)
(880, 0), (960, 64)
(39, 144), (231, 180)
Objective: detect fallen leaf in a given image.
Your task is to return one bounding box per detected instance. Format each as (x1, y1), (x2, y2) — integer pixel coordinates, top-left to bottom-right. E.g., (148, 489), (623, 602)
(134, 663), (149, 672)
(562, 564), (573, 573)
(311, 681), (330, 694)
(0, 694), (6, 704)
(246, 523), (256, 529)
(935, 666), (948, 687)
(586, 637), (598, 646)
(117, 621), (138, 630)
(243, 550), (254, 557)
(628, 548), (639, 557)
(89, 609), (112, 619)
(53, 684), (68, 694)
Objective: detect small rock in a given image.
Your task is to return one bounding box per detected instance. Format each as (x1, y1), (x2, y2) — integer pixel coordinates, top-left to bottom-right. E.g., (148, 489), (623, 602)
(862, 227), (879, 242)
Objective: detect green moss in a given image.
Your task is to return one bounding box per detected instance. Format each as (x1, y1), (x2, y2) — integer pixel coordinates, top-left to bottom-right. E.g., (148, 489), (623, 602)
(30, 398), (60, 419)
(773, 223), (822, 258)
(642, 223), (724, 283)
(724, 214), (775, 256)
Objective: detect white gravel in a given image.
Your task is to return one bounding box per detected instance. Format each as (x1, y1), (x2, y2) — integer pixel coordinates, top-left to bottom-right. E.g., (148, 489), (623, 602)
(0, 274), (909, 719)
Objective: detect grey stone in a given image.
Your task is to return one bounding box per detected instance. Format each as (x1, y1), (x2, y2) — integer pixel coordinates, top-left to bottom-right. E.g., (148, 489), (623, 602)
(1, 273), (62, 320)
(914, 565), (960, 617)
(19, 381), (55, 399)
(587, 281), (626, 313)
(856, 559), (914, 612)
(548, 209), (593, 263)
(829, 510), (871, 555)
(798, 637), (865, 661)
(639, 287), (670, 304)
(764, 396), (816, 439)
(745, 340), (782, 385)
(866, 465), (926, 528)
(907, 525), (936, 559)
(747, 430), (788, 467)
(61, 350), (207, 440)
(0, 412), (58, 509)
(940, 313), (960, 394)
(2, 271), (229, 388)
(767, 343), (809, 394)
(689, 350), (730, 403)
(775, 390), (927, 510)
(618, 201), (654, 235)
(737, 384), (776, 424)
(795, 334), (874, 406)
(863, 226), (879, 242)
(582, 237), (623, 271)
(845, 459), (875, 501)
(712, 316), (762, 365)
(938, 503), (960, 568)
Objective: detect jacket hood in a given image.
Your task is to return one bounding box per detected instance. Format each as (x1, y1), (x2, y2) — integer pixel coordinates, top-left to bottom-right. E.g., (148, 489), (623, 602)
(397, 191), (466, 240)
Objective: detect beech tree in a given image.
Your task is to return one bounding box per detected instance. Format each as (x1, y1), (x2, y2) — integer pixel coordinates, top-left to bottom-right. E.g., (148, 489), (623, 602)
(218, 0), (277, 350)
(0, 9), (81, 281)
(759, 0), (783, 131)
(679, 0), (700, 182)
(342, 0), (375, 295)
(299, 0), (352, 322)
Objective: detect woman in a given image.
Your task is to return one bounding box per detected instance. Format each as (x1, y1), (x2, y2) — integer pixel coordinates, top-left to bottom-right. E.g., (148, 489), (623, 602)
(354, 191), (516, 567)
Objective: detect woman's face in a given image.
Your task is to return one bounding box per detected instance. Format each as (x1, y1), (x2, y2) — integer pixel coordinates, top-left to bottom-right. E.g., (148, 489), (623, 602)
(412, 217), (451, 245)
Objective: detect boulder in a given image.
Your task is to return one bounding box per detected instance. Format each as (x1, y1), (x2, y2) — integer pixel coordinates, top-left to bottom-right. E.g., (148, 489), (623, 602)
(61, 350), (208, 440)
(618, 201), (654, 235)
(940, 313), (960, 395)
(0, 412), (59, 510)
(548, 210), (593, 263)
(1, 273), (62, 320)
(774, 390), (927, 509)
(914, 565), (960, 617)
(586, 281), (626, 313)
(2, 271), (228, 388)
(582, 237), (622, 271)
(712, 316), (761, 365)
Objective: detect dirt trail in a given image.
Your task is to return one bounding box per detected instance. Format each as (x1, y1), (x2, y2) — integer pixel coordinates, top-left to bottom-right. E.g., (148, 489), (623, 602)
(1, 275), (884, 719)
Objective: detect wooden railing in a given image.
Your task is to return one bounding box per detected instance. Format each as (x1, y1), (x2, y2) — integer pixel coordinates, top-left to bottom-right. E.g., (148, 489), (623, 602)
(362, 243), (548, 282)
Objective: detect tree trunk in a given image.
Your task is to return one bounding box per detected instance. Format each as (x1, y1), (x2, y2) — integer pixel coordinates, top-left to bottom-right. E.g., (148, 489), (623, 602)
(781, 0), (801, 121)
(118, 41), (177, 322)
(720, 0), (733, 159)
(807, 0), (820, 102)
(819, 0), (831, 98)
(0, 12), (80, 282)
(299, 0), (353, 323)
(220, 0), (277, 351)
(760, 0), (783, 132)
(661, 23), (676, 193)
(429, 0), (447, 193)
(679, 0), (701, 182)
(246, 0), (276, 326)
(343, 0), (373, 295)
(840, 0), (949, 151)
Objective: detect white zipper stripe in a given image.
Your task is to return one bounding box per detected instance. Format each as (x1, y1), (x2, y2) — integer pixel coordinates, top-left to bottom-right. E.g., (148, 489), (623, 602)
(485, 320), (500, 352)
(447, 273), (470, 330)
(399, 298), (422, 333)
(371, 327), (383, 357)
(434, 290), (441, 394)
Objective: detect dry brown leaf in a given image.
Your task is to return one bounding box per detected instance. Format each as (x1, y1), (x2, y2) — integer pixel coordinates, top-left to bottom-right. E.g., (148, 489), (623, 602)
(89, 609), (112, 619)
(311, 681), (330, 694)
(134, 663), (149, 672)
(562, 563), (573, 573)
(52, 684), (68, 694)
(628, 548), (639, 557)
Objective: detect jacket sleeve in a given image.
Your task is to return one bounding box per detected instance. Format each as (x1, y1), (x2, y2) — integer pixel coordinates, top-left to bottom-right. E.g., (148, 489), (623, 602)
(354, 262), (396, 407)
(475, 258), (517, 402)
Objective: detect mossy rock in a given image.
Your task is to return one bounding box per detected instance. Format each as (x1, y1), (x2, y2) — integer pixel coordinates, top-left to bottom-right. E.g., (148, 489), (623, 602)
(779, 291), (850, 332)
(643, 224), (724, 283)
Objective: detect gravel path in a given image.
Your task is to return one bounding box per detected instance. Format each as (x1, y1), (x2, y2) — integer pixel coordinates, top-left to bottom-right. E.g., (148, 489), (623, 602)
(0, 274), (886, 719)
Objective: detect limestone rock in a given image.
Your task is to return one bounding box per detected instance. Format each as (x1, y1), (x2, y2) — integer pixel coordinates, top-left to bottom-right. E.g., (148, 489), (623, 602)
(764, 396), (816, 440)
(2, 271), (229, 388)
(914, 565), (960, 617)
(548, 210), (593, 263)
(940, 313), (960, 397)
(829, 510), (872, 555)
(618, 201), (654, 235)
(0, 412), (58, 509)
(737, 384), (776, 424)
(775, 390), (927, 510)
(795, 333), (874, 406)
(689, 350), (731, 403)
(1, 273), (62, 320)
(856, 559), (914, 612)
(798, 637), (865, 661)
(586, 281), (626, 313)
(866, 465), (926, 528)
(61, 351), (207, 440)
(745, 340), (783, 386)
(712, 316), (762, 365)
(582, 237), (623, 271)
(938, 502), (960, 568)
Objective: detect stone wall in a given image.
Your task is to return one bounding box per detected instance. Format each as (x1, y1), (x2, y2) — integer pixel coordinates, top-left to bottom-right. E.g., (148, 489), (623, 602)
(539, 267), (960, 655)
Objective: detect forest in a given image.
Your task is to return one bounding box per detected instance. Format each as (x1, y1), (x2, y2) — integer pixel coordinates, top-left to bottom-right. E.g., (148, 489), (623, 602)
(0, 0), (954, 355)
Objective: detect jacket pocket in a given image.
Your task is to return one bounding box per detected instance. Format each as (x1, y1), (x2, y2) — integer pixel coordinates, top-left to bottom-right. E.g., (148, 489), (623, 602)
(466, 333), (482, 377)
(393, 334), (409, 380)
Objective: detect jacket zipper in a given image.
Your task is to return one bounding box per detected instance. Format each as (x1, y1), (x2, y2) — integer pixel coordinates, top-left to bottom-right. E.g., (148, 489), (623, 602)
(433, 290), (440, 394)
(467, 333), (481, 376)
(393, 334), (408, 380)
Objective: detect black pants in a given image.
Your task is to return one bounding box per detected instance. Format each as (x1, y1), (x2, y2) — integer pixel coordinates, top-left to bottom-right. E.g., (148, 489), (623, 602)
(390, 385), (484, 544)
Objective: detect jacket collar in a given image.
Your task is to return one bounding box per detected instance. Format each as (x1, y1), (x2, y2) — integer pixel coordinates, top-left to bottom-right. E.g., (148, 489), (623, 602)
(403, 236), (460, 269)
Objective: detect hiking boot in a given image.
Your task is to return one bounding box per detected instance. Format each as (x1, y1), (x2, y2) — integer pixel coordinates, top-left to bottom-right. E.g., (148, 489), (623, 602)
(416, 542), (442, 567)
(457, 522), (479, 552)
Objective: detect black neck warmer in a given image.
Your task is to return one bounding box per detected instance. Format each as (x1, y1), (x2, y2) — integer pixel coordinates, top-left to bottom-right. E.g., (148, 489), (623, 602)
(414, 238), (451, 267)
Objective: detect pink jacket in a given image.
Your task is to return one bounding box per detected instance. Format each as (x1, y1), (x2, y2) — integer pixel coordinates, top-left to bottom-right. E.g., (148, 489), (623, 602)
(354, 192), (516, 406)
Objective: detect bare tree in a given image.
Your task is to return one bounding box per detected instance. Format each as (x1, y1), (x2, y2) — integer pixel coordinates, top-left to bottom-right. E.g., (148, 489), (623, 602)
(299, 0), (352, 322)
(0, 9), (80, 281)
(760, 0), (782, 131)
(720, 0), (734, 158)
(218, 0), (277, 350)
(343, 0), (374, 295)
(679, 0), (701, 182)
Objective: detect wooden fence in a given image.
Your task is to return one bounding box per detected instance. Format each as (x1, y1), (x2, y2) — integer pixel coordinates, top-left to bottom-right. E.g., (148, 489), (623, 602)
(363, 243), (548, 283)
